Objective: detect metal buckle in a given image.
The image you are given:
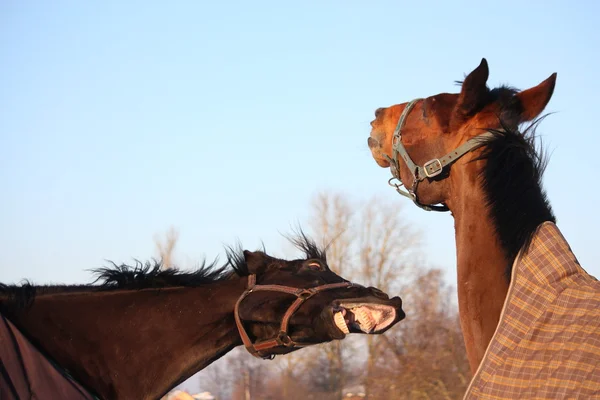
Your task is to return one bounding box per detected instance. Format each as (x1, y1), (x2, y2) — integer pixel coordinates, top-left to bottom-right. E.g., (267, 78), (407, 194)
(277, 332), (294, 347)
(388, 177), (403, 189)
(423, 159), (443, 178)
(297, 289), (315, 299)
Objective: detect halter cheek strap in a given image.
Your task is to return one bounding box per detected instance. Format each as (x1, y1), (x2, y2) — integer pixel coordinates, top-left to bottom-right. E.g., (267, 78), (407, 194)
(234, 275), (355, 360)
(384, 98), (496, 212)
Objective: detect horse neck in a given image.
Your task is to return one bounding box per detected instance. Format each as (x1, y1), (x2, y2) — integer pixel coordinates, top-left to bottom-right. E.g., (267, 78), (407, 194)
(446, 162), (510, 373)
(5, 277), (248, 400)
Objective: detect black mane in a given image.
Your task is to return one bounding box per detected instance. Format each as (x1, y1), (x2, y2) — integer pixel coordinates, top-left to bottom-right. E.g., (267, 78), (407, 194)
(475, 103), (556, 280)
(447, 82), (556, 279)
(91, 258), (241, 290)
(0, 232), (326, 311)
(286, 228), (328, 263)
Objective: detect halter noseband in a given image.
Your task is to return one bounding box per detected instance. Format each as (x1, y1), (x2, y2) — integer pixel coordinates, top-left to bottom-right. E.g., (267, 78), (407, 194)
(384, 98), (496, 212)
(234, 274), (356, 360)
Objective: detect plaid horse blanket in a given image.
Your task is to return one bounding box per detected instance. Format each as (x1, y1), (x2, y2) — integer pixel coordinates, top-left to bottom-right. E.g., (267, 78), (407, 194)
(0, 313), (96, 399)
(464, 222), (600, 399)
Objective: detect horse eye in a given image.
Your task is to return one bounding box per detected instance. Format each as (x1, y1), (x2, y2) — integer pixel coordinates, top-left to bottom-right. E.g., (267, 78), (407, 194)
(304, 261), (324, 271)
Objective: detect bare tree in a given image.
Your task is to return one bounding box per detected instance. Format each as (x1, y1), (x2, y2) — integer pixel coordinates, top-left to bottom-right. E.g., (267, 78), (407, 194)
(308, 192), (356, 399)
(154, 226), (179, 269)
(199, 356), (232, 400)
(304, 192), (469, 399)
(356, 195), (422, 399)
(308, 191), (356, 276)
(372, 268), (471, 399)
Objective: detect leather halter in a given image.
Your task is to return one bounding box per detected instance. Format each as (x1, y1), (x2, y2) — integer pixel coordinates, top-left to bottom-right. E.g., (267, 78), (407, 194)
(384, 98), (496, 212)
(234, 274), (355, 360)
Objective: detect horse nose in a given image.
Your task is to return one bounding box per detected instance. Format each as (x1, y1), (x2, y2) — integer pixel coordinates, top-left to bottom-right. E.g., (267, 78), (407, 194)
(368, 287), (389, 300)
(367, 137), (379, 149)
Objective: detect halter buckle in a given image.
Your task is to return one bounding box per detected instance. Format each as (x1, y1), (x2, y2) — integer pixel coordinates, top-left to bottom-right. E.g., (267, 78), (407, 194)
(423, 158), (443, 178)
(277, 331), (294, 347)
(297, 289), (315, 299)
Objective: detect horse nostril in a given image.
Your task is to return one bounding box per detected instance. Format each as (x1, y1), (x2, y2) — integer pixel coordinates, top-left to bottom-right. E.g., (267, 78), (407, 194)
(367, 137), (379, 149)
(375, 107), (384, 118)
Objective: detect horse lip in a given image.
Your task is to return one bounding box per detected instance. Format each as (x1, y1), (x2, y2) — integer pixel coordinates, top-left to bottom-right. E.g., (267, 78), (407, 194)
(335, 296), (403, 311)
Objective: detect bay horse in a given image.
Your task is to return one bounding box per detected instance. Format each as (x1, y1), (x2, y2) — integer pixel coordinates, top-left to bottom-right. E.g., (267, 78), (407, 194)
(368, 59), (600, 397)
(1, 235), (404, 400)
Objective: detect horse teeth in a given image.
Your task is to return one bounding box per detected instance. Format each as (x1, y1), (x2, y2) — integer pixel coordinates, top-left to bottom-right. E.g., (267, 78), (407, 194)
(356, 309), (375, 332)
(334, 311), (350, 334)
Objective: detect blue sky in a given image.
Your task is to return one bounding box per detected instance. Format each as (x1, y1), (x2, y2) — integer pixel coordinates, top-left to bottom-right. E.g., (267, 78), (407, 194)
(2, 0), (599, 292)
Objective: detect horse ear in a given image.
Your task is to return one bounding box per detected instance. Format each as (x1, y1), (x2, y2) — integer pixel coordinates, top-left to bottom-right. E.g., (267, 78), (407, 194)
(514, 73), (557, 122)
(243, 250), (269, 274)
(455, 58), (489, 117)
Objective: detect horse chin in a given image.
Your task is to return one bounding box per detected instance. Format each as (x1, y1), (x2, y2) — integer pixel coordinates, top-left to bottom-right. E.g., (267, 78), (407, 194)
(373, 155), (391, 168)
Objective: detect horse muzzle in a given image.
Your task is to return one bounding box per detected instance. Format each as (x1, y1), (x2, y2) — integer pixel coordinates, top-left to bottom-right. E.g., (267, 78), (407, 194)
(329, 296), (404, 336)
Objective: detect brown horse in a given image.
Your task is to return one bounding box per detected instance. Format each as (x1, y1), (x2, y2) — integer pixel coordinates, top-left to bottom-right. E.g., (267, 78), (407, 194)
(1, 234), (404, 400)
(367, 58), (557, 372)
(368, 61), (600, 397)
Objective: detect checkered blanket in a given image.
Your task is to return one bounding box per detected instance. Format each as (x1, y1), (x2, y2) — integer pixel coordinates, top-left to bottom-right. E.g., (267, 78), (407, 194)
(464, 222), (600, 399)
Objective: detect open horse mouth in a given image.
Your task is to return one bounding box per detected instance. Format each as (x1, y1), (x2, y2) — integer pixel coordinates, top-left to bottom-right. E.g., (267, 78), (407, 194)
(332, 302), (400, 334)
